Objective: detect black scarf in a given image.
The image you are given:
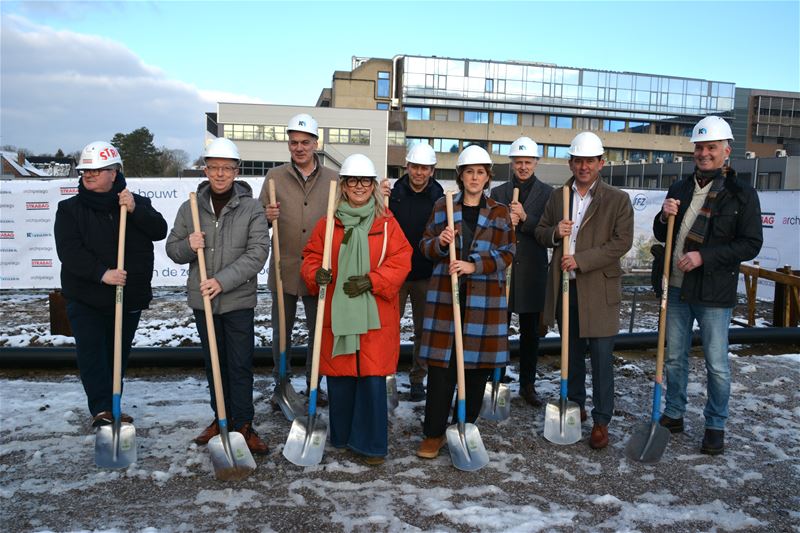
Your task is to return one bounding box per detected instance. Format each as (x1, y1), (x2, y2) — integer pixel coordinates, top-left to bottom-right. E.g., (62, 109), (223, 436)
(512, 175), (535, 205)
(77, 172), (127, 212)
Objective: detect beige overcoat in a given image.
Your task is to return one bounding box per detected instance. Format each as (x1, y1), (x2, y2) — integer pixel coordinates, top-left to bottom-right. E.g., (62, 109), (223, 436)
(534, 177), (634, 338)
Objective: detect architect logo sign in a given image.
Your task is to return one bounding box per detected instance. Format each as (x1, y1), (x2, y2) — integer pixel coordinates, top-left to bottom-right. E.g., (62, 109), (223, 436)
(26, 232), (52, 238)
(0, 247), (18, 252)
(31, 259), (53, 268)
(60, 186), (78, 195)
(23, 189), (48, 195)
(0, 231), (14, 239)
(0, 204), (13, 210)
(25, 218), (51, 224)
(782, 215), (800, 226)
(26, 202), (49, 210)
(31, 275), (54, 281)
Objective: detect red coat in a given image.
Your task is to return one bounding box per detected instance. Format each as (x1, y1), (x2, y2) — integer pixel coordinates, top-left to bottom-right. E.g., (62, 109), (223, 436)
(301, 209), (412, 377)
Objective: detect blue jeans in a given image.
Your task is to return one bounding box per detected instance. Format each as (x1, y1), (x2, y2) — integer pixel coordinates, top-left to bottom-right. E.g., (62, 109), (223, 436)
(66, 300), (141, 416)
(327, 375), (388, 457)
(664, 287), (733, 430)
(194, 308), (255, 429)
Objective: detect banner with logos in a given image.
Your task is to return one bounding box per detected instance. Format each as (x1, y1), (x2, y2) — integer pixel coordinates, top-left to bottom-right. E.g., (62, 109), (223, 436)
(0, 179), (796, 300)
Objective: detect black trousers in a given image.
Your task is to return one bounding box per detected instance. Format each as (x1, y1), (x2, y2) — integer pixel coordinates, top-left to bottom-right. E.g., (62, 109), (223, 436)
(507, 311), (541, 387)
(423, 350), (492, 438)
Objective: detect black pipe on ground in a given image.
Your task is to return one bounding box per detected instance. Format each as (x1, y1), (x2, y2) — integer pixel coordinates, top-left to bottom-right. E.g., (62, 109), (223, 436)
(1, 328), (798, 369)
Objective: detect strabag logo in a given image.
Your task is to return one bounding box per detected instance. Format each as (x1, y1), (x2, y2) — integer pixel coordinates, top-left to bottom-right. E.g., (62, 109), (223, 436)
(0, 231), (14, 239)
(32, 258), (52, 267)
(60, 186), (78, 195)
(762, 212), (775, 229)
(26, 201), (49, 210)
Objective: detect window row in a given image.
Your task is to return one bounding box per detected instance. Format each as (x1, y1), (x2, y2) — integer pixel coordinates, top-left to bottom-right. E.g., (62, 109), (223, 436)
(405, 107), (694, 136)
(223, 124), (371, 145)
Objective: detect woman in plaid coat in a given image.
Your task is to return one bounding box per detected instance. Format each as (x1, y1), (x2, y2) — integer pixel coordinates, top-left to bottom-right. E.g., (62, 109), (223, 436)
(415, 145), (515, 459)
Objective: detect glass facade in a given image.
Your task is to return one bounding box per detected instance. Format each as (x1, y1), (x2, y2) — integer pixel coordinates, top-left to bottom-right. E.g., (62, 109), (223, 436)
(402, 55), (734, 120)
(493, 112), (518, 126)
(329, 128), (370, 145)
(223, 124), (288, 142)
(377, 71), (390, 98)
(387, 131), (405, 146)
(433, 138), (459, 153)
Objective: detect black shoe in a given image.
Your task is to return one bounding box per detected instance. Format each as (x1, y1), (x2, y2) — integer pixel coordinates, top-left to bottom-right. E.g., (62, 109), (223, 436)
(519, 383), (542, 407)
(305, 387), (328, 407)
(700, 428), (724, 455)
(409, 383), (425, 402)
(659, 415), (684, 434)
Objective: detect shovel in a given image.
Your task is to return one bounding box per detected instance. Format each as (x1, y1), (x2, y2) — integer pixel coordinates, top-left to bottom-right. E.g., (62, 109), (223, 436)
(481, 187), (517, 422)
(625, 215), (674, 463)
(95, 205), (137, 469)
(380, 195), (399, 412)
(283, 180), (337, 467)
(544, 185), (582, 445)
(190, 193), (256, 481)
(443, 192), (489, 471)
(268, 180), (304, 421)
(480, 367), (511, 422)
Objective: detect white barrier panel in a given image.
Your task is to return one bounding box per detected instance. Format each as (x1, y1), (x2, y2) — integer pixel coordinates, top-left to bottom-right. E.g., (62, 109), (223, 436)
(0, 180), (796, 299)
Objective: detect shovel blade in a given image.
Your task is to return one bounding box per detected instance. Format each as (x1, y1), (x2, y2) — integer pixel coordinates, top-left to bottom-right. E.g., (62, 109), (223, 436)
(275, 378), (305, 422)
(543, 399), (582, 445)
(95, 423), (136, 469)
(208, 431), (256, 481)
(386, 374), (399, 412)
(479, 381), (511, 421)
(446, 422), (489, 471)
(283, 414), (327, 467)
(625, 422), (670, 464)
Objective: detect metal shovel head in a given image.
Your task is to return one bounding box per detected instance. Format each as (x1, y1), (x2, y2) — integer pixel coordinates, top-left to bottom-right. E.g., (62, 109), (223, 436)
(625, 421), (670, 464)
(386, 374), (399, 412)
(208, 431), (256, 481)
(480, 380), (511, 421)
(446, 422), (489, 471)
(283, 414), (328, 467)
(275, 378), (305, 422)
(95, 422), (136, 469)
(543, 398), (582, 445)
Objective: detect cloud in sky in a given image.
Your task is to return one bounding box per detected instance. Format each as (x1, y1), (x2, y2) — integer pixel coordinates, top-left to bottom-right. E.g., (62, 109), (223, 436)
(0, 14), (263, 158)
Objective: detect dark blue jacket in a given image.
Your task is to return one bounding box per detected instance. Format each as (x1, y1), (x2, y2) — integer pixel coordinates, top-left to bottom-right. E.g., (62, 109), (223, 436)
(653, 168), (762, 307)
(389, 174), (444, 281)
(55, 173), (168, 313)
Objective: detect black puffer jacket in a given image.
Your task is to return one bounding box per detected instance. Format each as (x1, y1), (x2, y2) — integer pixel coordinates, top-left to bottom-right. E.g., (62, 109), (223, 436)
(388, 174), (444, 281)
(653, 168), (763, 307)
(54, 173), (168, 313)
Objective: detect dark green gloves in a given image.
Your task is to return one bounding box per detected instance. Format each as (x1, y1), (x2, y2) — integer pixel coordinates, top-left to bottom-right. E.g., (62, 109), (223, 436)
(315, 267), (332, 286)
(343, 275), (372, 298)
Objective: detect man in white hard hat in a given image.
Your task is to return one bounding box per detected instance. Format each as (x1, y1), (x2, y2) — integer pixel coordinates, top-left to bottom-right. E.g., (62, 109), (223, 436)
(380, 143), (444, 401)
(535, 131), (633, 450)
(490, 136), (552, 407)
(654, 116), (762, 455)
(166, 137), (269, 454)
(259, 113), (338, 404)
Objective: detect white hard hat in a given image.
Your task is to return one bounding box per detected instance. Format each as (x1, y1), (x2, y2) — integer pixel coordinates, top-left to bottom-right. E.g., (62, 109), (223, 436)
(204, 137), (240, 161)
(76, 141), (123, 170)
(509, 136), (540, 158)
(340, 153), (377, 177)
(287, 113), (319, 137)
(406, 143), (437, 166)
(456, 145), (493, 169)
(568, 132), (604, 157)
(690, 116), (734, 143)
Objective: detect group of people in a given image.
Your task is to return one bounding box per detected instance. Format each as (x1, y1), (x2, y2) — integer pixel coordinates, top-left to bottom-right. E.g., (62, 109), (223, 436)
(55, 113), (762, 466)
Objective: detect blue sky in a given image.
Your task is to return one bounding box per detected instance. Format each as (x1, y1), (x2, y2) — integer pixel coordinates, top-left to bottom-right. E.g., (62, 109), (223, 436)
(2, 0), (798, 159)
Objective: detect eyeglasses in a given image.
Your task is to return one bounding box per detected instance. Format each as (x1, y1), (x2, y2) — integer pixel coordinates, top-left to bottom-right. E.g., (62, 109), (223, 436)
(343, 177), (375, 188)
(206, 165), (238, 174)
(81, 168), (115, 177)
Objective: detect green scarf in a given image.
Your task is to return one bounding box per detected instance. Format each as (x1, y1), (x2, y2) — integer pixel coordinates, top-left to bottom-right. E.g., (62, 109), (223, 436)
(331, 200), (381, 357)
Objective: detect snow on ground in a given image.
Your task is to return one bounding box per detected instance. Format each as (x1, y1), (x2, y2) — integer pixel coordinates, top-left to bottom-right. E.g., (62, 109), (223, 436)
(1, 353), (798, 532)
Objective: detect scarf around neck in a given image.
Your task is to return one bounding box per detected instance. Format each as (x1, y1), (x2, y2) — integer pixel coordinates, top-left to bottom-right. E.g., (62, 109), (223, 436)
(77, 172), (127, 212)
(330, 199), (380, 357)
(685, 168), (725, 251)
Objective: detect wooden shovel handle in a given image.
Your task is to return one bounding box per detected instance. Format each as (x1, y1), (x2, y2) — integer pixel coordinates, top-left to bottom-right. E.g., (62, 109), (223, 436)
(560, 185), (570, 381)
(268, 180), (287, 354)
(506, 187), (519, 301)
(189, 192), (229, 424)
(445, 192), (467, 404)
(308, 180), (339, 407)
(655, 215), (675, 383)
(112, 205), (127, 397)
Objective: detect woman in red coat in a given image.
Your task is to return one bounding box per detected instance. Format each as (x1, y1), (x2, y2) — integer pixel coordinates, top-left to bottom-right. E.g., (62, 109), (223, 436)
(301, 154), (411, 465)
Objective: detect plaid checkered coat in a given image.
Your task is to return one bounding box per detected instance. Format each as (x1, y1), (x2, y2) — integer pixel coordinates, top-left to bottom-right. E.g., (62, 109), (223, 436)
(419, 193), (515, 369)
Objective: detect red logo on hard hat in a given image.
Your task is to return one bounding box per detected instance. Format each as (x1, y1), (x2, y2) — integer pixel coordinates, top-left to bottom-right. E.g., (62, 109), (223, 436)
(99, 147), (118, 161)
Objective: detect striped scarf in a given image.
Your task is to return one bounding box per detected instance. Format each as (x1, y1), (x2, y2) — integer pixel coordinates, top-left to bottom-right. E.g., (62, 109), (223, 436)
(684, 169), (725, 251)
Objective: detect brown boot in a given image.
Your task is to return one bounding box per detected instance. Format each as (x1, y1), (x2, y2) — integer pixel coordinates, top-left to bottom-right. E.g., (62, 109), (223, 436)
(194, 420), (219, 445)
(590, 423), (609, 450)
(92, 411), (133, 427)
(416, 435), (447, 459)
(519, 384), (542, 407)
(238, 422), (269, 455)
